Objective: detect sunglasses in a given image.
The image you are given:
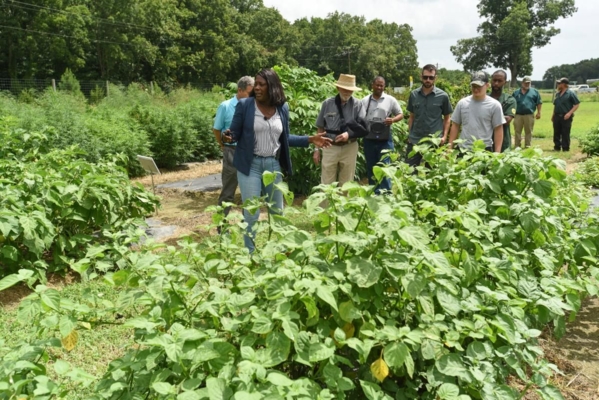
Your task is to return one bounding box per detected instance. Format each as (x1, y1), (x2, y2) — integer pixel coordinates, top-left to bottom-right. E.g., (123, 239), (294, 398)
(421, 76), (436, 81)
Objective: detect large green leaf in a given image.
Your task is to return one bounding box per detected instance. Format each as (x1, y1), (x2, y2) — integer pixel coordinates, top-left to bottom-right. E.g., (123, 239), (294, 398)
(436, 288), (461, 316)
(0, 269), (33, 291)
(437, 383), (460, 399)
(347, 257), (382, 288)
(383, 342), (410, 369)
(206, 377), (233, 400)
(316, 284), (338, 311)
(436, 354), (469, 379)
(339, 300), (361, 322)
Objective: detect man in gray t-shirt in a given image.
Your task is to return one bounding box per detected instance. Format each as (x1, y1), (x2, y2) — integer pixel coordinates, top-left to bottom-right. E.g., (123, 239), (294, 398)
(449, 71), (505, 152)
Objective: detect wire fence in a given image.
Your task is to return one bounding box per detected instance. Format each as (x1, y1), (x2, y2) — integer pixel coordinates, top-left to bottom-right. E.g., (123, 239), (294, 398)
(0, 78), (225, 98)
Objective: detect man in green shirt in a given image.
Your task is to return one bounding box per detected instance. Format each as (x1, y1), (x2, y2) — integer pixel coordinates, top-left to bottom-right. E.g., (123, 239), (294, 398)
(406, 64), (453, 166)
(512, 76), (542, 148)
(552, 77), (580, 152)
(490, 70), (517, 152)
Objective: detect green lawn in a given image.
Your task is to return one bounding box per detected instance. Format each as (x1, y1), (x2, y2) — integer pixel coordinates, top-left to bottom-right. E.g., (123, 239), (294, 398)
(533, 92), (599, 139)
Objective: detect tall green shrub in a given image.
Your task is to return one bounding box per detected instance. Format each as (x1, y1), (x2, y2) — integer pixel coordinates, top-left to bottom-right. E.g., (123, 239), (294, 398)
(0, 120), (158, 281)
(58, 68), (83, 98)
(579, 124), (599, 156)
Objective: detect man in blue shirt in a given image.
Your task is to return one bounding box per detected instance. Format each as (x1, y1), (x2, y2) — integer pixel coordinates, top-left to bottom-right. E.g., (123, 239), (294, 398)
(213, 76), (254, 223)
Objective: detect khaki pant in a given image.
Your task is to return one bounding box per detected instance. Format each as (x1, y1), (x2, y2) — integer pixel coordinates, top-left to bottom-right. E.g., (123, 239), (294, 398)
(514, 114), (534, 148)
(321, 141), (359, 185)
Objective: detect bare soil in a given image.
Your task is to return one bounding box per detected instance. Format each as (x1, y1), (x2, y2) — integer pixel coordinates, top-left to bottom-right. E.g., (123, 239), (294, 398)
(551, 297), (599, 399)
(0, 272), (80, 310)
(131, 161), (222, 187)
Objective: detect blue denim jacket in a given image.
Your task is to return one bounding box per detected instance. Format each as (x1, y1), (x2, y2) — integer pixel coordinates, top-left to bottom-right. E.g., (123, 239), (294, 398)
(229, 98), (309, 177)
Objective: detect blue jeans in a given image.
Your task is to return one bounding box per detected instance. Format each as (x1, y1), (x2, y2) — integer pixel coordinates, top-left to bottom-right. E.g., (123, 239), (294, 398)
(364, 139), (393, 193)
(237, 156), (283, 252)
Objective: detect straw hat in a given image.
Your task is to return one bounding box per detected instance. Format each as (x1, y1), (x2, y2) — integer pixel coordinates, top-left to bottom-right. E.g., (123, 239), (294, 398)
(335, 74), (362, 91)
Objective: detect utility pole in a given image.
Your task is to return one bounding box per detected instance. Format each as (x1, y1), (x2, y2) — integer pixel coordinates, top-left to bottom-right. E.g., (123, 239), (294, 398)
(347, 47), (352, 74)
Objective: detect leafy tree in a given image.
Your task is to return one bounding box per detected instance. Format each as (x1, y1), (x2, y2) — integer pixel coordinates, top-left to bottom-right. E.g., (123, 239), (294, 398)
(0, 0), (90, 79)
(437, 68), (470, 86)
(292, 12), (418, 86)
(451, 0), (577, 86)
(0, 1), (418, 87)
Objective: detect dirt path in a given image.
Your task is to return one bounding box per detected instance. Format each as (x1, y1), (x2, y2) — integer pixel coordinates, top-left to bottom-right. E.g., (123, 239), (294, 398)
(551, 297), (599, 399)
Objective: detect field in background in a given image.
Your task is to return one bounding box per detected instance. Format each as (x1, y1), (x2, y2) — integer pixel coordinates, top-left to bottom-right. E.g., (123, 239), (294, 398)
(527, 91), (599, 139)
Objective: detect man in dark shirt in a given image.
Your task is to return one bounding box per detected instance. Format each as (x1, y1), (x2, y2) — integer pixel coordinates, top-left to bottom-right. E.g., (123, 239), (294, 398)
(313, 74), (367, 185)
(552, 77), (580, 152)
(490, 70), (517, 152)
(406, 64), (453, 166)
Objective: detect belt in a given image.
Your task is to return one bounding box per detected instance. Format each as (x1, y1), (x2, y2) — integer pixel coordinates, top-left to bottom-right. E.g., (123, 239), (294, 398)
(223, 143), (237, 147)
(332, 138), (357, 147)
(516, 113), (533, 115)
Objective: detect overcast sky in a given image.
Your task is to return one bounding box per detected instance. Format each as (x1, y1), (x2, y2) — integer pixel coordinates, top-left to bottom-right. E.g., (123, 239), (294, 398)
(262, 0), (599, 81)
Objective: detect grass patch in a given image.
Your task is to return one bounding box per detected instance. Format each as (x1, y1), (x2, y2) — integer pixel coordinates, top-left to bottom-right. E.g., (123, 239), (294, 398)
(527, 138), (585, 164)
(0, 279), (133, 399)
(530, 100), (599, 139)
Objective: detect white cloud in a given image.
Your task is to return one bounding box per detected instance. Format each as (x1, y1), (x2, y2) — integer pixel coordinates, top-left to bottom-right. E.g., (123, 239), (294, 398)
(263, 0), (599, 81)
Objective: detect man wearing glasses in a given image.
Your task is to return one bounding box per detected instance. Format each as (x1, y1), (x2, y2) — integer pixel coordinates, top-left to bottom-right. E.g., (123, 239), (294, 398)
(405, 64), (453, 167)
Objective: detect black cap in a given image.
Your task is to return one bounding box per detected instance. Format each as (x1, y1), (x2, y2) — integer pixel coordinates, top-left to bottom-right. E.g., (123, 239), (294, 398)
(470, 71), (489, 86)
(556, 77), (569, 84)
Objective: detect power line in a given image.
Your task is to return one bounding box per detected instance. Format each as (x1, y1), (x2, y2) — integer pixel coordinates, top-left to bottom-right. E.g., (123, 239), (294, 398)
(0, 23), (174, 48)
(3, 0), (158, 32)
(0, 22), (369, 58)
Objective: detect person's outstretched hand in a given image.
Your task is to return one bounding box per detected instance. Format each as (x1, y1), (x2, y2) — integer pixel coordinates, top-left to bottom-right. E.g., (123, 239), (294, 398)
(311, 132), (333, 148)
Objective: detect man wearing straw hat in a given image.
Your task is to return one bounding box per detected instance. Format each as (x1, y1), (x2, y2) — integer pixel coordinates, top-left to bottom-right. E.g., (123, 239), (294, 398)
(313, 74), (368, 185)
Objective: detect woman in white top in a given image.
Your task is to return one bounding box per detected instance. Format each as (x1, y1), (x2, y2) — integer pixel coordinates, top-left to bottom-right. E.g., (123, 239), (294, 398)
(226, 68), (331, 252)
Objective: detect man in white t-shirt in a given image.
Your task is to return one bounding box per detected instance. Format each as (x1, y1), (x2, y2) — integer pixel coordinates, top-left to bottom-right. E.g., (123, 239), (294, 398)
(448, 71), (505, 153)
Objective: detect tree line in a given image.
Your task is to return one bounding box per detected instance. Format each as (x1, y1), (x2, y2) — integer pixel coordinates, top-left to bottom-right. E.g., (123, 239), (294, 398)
(542, 58), (599, 87)
(0, 0), (418, 87)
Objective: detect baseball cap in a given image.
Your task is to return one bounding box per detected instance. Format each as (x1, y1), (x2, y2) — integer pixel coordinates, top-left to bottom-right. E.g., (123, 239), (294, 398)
(470, 71), (489, 86)
(557, 77), (569, 84)
(522, 76), (532, 83)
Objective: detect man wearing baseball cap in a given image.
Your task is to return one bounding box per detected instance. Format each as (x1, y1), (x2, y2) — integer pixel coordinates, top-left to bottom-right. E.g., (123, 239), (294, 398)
(512, 76), (542, 148)
(552, 77), (580, 152)
(313, 74), (368, 185)
(448, 71), (506, 153)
